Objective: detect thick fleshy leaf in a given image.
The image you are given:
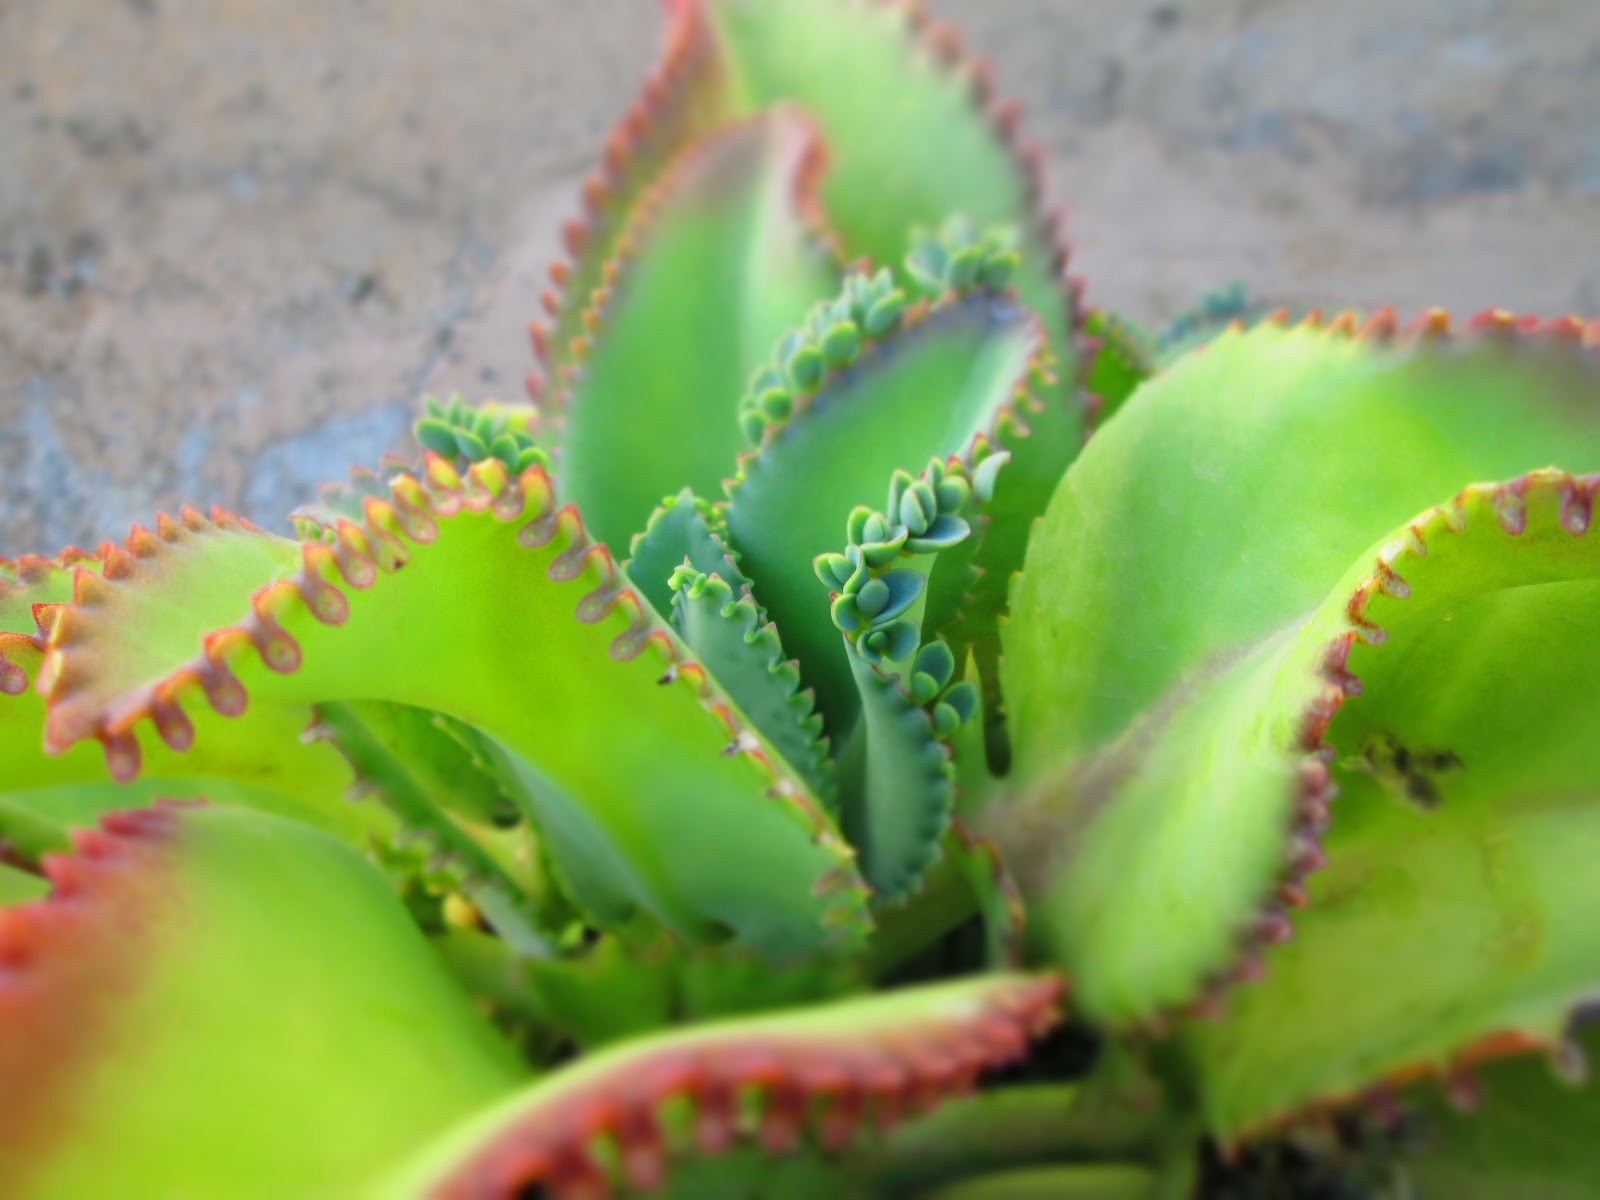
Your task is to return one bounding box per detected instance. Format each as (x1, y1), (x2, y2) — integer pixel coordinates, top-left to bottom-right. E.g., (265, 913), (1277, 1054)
(528, 0), (732, 396)
(1082, 309), (1155, 428)
(1, 549), (90, 612)
(1, 553), (106, 781)
(0, 802), (522, 1198)
(696, 0), (1082, 411)
(725, 287), (1044, 733)
(308, 700), (554, 957)
(671, 567), (835, 804)
(0, 549), (93, 694)
(379, 972), (1063, 1197)
(699, 0), (1093, 678)
(40, 458), (870, 958)
(626, 487), (742, 621)
(1009, 315), (1600, 761)
(1155, 282), (1280, 365)
(840, 649), (953, 901)
(945, 820), (1027, 969)
(555, 108), (841, 551)
(996, 315), (1600, 1026)
(1377, 1024), (1600, 1198)
(0, 521), (385, 847)
(1007, 315), (1600, 767)
(911, 1164), (1162, 1200)
(522, 933), (678, 1048)
(629, 493), (837, 801)
(823, 457), (996, 899)
(872, 1082), (1176, 1197)
(412, 397), (548, 479)
(1183, 471), (1600, 1136)
(649, 1149), (862, 1199)
(0, 770), (395, 872)
(325, 700), (524, 828)
(0, 861), (47, 903)
(2, 681), (363, 833)
(526, 932), (861, 1052)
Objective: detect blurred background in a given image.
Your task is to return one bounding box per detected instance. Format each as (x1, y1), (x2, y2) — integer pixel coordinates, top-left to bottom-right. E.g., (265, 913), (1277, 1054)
(3, 0), (1598, 552)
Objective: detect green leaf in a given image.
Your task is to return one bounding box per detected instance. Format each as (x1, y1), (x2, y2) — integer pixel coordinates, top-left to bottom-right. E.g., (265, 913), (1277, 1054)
(3, 549), (94, 636)
(822, 458), (991, 900)
(1006, 318), (1600, 772)
(378, 972), (1064, 1198)
(905, 216), (1022, 302)
(908, 1164), (1162, 1200)
(524, 933), (678, 1048)
(555, 108), (840, 552)
(626, 487), (742, 622)
(415, 416), (463, 457)
(635, 498), (836, 804)
(526, 933), (862, 1053)
(453, 427), (491, 461)
(671, 568), (836, 805)
(725, 290), (1043, 733)
(839, 649), (953, 901)
(0, 802), (522, 1198)
(1183, 473), (1600, 1137)
(1378, 1024), (1600, 1199)
(529, 0), (733, 394)
(1082, 308), (1156, 427)
(697, 0), (1083, 416)
(40, 460), (870, 959)
(0, 522), (390, 849)
(0, 862), (47, 904)
(689, 0), (1094, 710)
(944, 820), (1027, 970)
(1, 551), (102, 776)
(308, 700), (554, 957)
(998, 318), (1600, 1030)
(873, 1080), (1179, 1198)
(1156, 281), (1279, 365)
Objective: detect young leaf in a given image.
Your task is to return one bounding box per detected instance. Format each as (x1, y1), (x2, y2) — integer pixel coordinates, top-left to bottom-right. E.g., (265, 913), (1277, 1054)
(670, 568), (836, 805)
(822, 456), (993, 899)
(726, 288), (1044, 733)
(627, 487), (742, 621)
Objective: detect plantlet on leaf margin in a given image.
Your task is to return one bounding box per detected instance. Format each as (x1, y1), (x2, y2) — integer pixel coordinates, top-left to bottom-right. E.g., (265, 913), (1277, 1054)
(816, 452), (1002, 902)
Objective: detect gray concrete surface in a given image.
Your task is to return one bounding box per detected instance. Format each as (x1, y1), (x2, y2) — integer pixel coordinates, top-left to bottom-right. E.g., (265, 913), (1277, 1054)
(3, 0), (1598, 553)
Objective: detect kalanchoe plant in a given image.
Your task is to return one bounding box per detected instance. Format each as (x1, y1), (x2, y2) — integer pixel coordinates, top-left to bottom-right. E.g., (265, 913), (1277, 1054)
(4, 1), (1599, 1196)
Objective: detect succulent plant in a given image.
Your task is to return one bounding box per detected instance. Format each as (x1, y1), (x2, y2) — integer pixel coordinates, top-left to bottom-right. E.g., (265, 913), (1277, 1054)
(4, 1), (1599, 1196)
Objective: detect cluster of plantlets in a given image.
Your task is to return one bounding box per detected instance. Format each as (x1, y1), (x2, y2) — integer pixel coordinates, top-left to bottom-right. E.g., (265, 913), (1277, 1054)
(3, 1), (1599, 1196)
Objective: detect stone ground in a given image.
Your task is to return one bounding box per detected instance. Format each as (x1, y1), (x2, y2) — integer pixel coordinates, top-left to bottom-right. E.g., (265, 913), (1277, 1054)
(2, 0), (1598, 552)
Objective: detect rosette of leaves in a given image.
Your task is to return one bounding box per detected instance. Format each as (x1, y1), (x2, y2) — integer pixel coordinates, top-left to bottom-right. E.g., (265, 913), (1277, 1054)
(0, 4), (1085, 1196)
(2, 1), (1599, 1197)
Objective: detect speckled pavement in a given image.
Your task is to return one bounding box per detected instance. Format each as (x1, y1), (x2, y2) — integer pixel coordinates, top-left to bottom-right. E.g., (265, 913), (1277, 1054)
(3, 0), (1598, 552)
